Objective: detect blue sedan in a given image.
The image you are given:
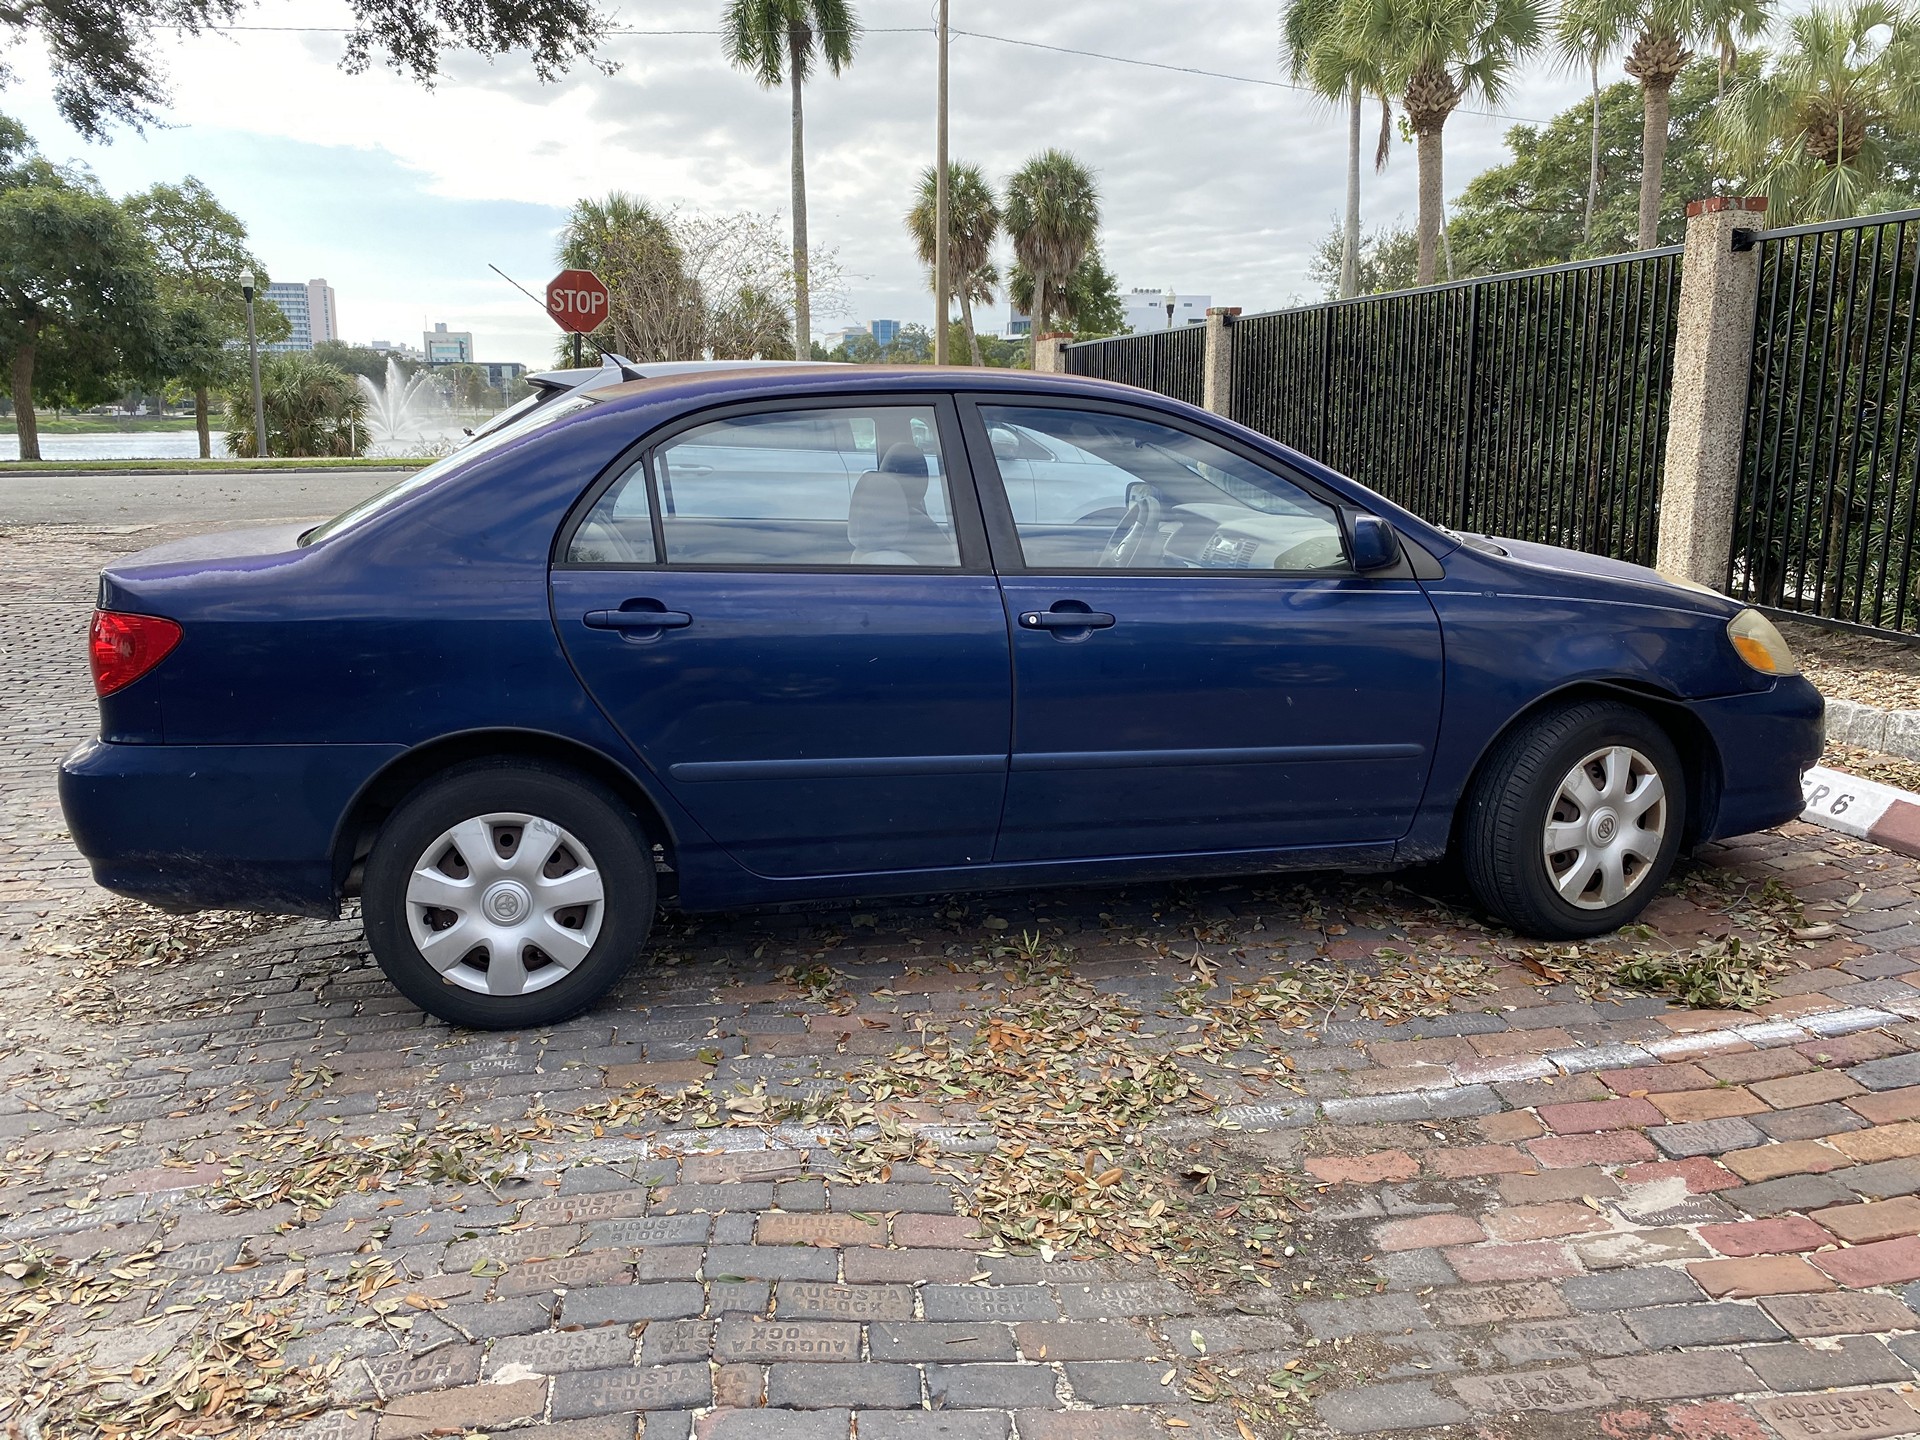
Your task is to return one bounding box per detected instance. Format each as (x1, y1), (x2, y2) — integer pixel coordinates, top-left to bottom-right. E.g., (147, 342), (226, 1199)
(59, 368), (1823, 1028)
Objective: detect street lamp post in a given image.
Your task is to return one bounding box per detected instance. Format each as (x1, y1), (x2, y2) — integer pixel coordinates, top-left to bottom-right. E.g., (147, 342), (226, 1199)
(933, 0), (951, 365)
(240, 270), (267, 458)
(1163, 286), (1178, 331)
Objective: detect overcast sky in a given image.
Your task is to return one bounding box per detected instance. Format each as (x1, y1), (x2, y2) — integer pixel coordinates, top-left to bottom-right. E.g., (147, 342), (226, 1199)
(4, 0), (1604, 367)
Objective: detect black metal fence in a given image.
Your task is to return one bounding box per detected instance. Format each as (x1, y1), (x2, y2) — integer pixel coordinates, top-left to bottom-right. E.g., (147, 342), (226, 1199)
(1733, 210), (1920, 638)
(1066, 249), (1685, 566)
(1064, 323), (1207, 408)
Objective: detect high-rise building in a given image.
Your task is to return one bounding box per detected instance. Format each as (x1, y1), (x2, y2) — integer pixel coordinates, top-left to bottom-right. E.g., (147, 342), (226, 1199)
(423, 322), (474, 365)
(263, 278), (339, 352)
(869, 319), (902, 347)
(1120, 288), (1210, 334)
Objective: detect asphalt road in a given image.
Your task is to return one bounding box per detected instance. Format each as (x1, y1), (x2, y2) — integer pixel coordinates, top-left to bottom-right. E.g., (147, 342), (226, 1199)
(0, 469), (405, 527)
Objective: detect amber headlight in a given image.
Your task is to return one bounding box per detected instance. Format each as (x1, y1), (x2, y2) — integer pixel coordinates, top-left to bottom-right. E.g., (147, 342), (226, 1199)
(1727, 609), (1799, 675)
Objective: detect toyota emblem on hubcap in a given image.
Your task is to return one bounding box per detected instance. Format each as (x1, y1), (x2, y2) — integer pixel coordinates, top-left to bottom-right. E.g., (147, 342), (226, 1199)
(483, 881), (531, 924)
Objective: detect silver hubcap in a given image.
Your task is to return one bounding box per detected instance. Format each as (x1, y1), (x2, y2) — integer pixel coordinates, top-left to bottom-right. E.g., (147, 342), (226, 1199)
(405, 812), (605, 996)
(1543, 745), (1667, 911)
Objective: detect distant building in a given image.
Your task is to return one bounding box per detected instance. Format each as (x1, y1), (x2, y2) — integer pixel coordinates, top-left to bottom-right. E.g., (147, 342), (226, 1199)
(823, 326), (868, 352)
(869, 319), (902, 347)
(1121, 289), (1211, 334)
(264, 278), (340, 351)
(423, 323), (474, 365)
(1003, 310), (1032, 340)
(369, 339), (424, 361)
(478, 361), (527, 394)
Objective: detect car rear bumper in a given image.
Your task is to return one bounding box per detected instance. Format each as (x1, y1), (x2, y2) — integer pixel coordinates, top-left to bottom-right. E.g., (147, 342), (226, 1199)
(58, 738), (404, 918)
(1690, 675), (1825, 842)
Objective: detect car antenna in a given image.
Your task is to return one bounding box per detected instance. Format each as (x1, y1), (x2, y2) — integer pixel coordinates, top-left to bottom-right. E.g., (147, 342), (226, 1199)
(488, 264), (553, 315)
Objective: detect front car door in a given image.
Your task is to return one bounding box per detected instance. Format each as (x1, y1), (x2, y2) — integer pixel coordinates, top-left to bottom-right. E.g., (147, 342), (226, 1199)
(552, 396), (1009, 879)
(962, 397), (1446, 864)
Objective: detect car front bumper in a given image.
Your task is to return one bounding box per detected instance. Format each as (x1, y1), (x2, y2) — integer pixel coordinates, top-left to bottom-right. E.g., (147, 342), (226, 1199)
(1690, 674), (1825, 843)
(58, 738), (404, 918)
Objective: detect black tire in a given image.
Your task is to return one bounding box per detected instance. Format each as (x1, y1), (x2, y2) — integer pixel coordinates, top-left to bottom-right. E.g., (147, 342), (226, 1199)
(362, 760), (655, 1029)
(1462, 700), (1686, 939)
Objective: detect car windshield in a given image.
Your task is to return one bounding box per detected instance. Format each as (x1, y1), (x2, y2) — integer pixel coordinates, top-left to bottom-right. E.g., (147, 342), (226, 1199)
(300, 393), (600, 546)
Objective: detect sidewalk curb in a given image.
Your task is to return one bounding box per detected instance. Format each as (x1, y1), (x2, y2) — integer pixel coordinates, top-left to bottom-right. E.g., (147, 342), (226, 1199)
(1801, 763), (1920, 858)
(1824, 695), (1920, 761)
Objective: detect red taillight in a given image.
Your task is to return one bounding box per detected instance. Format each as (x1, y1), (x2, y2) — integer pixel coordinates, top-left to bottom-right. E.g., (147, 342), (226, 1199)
(89, 610), (182, 697)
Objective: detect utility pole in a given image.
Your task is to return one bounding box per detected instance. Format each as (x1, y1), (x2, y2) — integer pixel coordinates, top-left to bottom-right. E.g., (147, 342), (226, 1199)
(933, 0), (951, 365)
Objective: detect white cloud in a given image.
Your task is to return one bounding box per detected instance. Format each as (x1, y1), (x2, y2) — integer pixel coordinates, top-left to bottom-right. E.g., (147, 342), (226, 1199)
(2, 0), (1606, 364)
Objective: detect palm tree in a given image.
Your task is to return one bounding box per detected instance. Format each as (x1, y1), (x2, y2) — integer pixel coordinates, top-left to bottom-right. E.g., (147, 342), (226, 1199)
(1283, 0), (1395, 298)
(723, 0), (858, 360)
(1346, 0), (1545, 285)
(1557, 0), (1770, 251)
(1003, 150), (1100, 364)
(1556, 0), (1630, 246)
(907, 161), (1001, 365)
(1716, 0), (1920, 222)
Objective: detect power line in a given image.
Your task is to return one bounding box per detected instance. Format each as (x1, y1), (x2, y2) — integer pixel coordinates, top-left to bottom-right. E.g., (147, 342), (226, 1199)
(175, 20), (1550, 125)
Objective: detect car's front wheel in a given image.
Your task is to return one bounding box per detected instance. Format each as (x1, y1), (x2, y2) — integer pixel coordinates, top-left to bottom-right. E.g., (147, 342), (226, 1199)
(362, 761), (655, 1029)
(1462, 700), (1686, 939)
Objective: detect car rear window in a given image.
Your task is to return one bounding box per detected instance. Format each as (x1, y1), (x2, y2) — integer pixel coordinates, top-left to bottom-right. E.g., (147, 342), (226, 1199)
(299, 393), (599, 546)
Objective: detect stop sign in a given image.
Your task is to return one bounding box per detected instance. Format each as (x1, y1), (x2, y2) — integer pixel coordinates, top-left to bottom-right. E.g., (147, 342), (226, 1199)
(546, 268), (609, 334)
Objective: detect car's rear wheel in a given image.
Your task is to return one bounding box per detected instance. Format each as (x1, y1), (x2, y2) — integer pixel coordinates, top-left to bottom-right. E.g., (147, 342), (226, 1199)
(1462, 700), (1685, 939)
(362, 761), (655, 1029)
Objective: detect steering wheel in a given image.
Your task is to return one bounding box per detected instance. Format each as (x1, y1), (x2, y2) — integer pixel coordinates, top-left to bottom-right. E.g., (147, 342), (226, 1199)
(576, 515), (647, 564)
(1098, 486), (1165, 568)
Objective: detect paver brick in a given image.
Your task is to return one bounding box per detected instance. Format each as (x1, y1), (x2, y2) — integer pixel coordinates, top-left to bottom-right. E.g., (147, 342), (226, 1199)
(1537, 1097), (1664, 1133)
(1373, 1213), (1488, 1251)
(1813, 1195), (1920, 1243)
(1753, 1070), (1868, 1109)
(766, 1362), (921, 1408)
(1490, 1314), (1641, 1364)
(1600, 1063), (1716, 1095)
(1742, 1336), (1914, 1391)
(1426, 1282), (1568, 1326)
(1625, 1301), (1786, 1349)
(1702, 1049), (1815, 1083)
(1760, 1292), (1920, 1337)
(1721, 1140), (1852, 1182)
(1690, 1255), (1838, 1298)
(1618, 1156), (1744, 1192)
(1497, 1165), (1620, 1204)
(868, 1322), (1017, 1362)
(1306, 1151), (1420, 1184)
(485, 1325), (636, 1375)
(1449, 1366), (1613, 1414)
(755, 1212), (885, 1247)
(890, 1214), (987, 1248)
(1832, 1121), (1920, 1163)
(1840, 1156), (1920, 1198)
(1527, 1131), (1659, 1167)
(1753, 1390), (1920, 1440)
(713, 1320), (861, 1363)
(775, 1282), (914, 1321)
(1754, 1101), (1872, 1141)
(858, 1414), (1012, 1440)
(1571, 1227), (1709, 1270)
(1297, 1291), (1430, 1340)
(1698, 1216), (1833, 1256)
(1848, 1085), (1920, 1124)
(374, 1378), (547, 1439)
(1649, 1117), (1769, 1158)
(1062, 1361), (1180, 1404)
(561, 1282), (705, 1326)
(927, 1362), (1060, 1409)
(922, 1284), (1058, 1321)
(1591, 1350), (1760, 1399)
(1562, 1267), (1705, 1311)
(1426, 1142), (1536, 1178)
(1011, 1321), (1158, 1361)
(841, 1248), (980, 1284)
(1650, 1087), (1769, 1122)
(1013, 1414), (1161, 1440)
(1313, 1381), (1470, 1434)
(1727, 1173), (1860, 1217)
(1056, 1279), (1187, 1320)
(696, 1410), (848, 1440)
(549, 1364), (714, 1418)
(1812, 1235), (1920, 1287)
(1481, 1201), (1610, 1242)
(1851, 1053), (1920, 1090)
(1444, 1240), (1580, 1282)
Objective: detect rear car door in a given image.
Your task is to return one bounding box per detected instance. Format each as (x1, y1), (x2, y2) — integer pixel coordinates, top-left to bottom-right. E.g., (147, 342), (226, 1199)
(962, 397), (1446, 863)
(552, 396), (1010, 878)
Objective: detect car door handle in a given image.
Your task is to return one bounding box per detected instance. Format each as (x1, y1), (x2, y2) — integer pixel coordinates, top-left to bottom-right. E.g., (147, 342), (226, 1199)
(1019, 610), (1115, 630)
(584, 608), (692, 631)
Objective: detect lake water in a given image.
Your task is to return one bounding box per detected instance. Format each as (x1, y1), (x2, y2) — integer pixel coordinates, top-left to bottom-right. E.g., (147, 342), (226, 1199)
(0, 432), (225, 461)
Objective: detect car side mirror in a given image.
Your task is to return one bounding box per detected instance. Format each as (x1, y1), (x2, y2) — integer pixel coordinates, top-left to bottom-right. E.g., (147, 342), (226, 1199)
(1347, 514), (1402, 572)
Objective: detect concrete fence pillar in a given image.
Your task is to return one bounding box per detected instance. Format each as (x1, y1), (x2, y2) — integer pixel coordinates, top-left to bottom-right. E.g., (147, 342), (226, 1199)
(1202, 307), (1240, 418)
(1654, 196), (1768, 587)
(1033, 332), (1071, 374)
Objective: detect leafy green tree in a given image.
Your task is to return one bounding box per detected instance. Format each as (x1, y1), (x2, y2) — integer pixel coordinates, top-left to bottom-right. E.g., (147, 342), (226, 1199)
(559, 192), (702, 361)
(125, 176), (279, 457)
(0, 123), (161, 459)
(1716, 1), (1920, 221)
(1307, 219), (1423, 294)
(4, 0), (614, 141)
(313, 341), (407, 385)
(219, 352), (367, 458)
(1554, 0), (1771, 249)
(723, 0), (859, 360)
(1345, 0), (1545, 284)
(1004, 150), (1101, 360)
(906, 161), (1001, 365)
(1009, 242), (1125, 339)
(1445, 62), (1742, 273)
(1284, 0), (1396, 296)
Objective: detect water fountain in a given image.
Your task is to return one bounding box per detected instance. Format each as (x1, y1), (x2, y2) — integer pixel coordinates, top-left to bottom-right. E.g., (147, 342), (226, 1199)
(356, 357), (448, 455)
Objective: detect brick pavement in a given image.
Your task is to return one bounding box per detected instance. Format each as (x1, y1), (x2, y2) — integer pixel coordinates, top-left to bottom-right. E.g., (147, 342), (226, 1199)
(3, 522), (1920, 1439)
